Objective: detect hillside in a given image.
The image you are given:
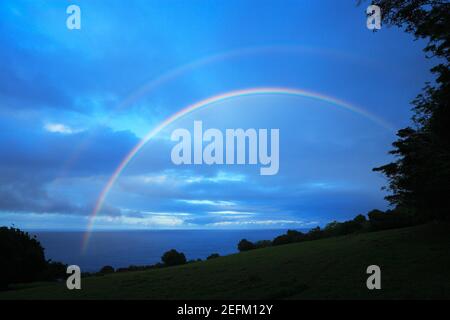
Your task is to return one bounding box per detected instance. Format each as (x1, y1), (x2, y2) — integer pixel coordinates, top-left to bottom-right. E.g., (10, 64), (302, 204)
(1, 223), (450, 299)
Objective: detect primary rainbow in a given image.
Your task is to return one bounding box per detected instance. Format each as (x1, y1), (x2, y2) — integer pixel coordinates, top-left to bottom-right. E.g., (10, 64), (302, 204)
(81, 87), (394, 252)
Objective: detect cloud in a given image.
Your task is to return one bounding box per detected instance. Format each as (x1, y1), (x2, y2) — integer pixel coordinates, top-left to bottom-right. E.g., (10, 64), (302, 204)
(0, 119), (138, 216)
(0, 211), (192, 230)
(0, 183), (82, 215)
(139, 211), (191, 217)
(208, 211), (255, 215)
(44, 123), (83, 134)
(95, 214), (189, 228)
(119, 208), (192, 218)
(185, 171), (246, 183)
(177, 199), (236, 206)
(207, 220), (318, 228)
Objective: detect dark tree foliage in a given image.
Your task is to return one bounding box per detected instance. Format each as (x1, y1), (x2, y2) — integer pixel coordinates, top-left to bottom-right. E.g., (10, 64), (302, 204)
(364, 0), (450, 220)
(0, 227), (47, 289)
(324, 214), (367, 237)
(305, 227), (323, 241)
(237, 239), (256, 252)
(272, 234), (292, 246)
(43, 261), (68, 281)
(236, 209), (418, 251)
(116, 265), (156, 273)
(99, 265), (115, 274)
(254, 240), (272, 249)
(161, 249), (187, 266)
(206, 253), (220, 260)
(273, 230), (305, 246)
(367, 208), (415, 230)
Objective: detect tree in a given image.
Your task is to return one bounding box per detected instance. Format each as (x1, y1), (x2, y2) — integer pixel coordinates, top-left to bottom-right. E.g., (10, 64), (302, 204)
(353, 214), (367, 225)
(286, 230), (305, 241)
(206, 253), (220, 260)
(43, 261), (68, 281)
(273, 230), (305, 246)
(272, 234), (292, 246)
(365, 0), (450, 220)
(99, 265), (115, 274)
(0, 227), (47, 289)
(237, 239), (255, 252)
(324, 221), (342, 237)
(161, 249), (187, 266)
(254, 240), (272, 249)
(368, 208), (414, 230)
(306, 227), (323, 240)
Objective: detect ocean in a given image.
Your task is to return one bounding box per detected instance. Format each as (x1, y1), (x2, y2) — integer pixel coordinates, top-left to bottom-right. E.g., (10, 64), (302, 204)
(32, 229), (297, 272)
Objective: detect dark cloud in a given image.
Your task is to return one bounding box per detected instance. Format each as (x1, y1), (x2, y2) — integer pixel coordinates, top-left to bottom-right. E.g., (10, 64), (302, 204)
(0, 117), (138, 215)
(0, 26), (73, 112)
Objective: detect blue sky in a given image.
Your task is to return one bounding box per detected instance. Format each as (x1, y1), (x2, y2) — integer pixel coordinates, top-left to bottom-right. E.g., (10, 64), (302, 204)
(0, 0), (435, 230)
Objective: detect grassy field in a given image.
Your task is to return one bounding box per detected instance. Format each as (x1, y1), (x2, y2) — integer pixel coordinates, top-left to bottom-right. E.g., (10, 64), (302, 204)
(1, 222), (449, 299)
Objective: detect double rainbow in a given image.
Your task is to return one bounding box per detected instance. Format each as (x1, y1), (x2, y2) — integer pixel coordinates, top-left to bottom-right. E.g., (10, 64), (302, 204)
(81, 87), (394, 252)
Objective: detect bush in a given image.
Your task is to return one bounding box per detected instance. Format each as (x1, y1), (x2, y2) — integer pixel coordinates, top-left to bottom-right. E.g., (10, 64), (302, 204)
(286, 230), (305, 242)
(234, 209), (418, 254)
(324, 221), (341, 237)
(254, 240), (272, 249)
(237, 239), (255, 252)
(207, 253), (220, 260)
(353, 214), (367, 225)
(117, 265), (150, 273)
(0, 227), (47, 289)
(272, 230), (305, 246)
(161, 249), (187, 266)
(306, 227), (323, 240)
(368, 209), (414, 231)
(43, 261), (68, 281)
(99, 265), (115, 274)
(272, 234), (292, 246)
(324, 215), (367, 237)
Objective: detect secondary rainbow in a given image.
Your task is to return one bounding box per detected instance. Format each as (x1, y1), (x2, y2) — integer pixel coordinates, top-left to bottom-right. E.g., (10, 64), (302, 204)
(82, 87), (395, 252)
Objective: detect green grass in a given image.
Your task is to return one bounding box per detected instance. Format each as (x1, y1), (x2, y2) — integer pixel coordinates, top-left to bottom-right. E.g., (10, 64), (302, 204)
(1, 222), (450, 299)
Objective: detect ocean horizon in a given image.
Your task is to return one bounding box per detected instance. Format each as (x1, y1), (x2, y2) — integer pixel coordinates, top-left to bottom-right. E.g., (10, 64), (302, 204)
(31, 229), (308, 272)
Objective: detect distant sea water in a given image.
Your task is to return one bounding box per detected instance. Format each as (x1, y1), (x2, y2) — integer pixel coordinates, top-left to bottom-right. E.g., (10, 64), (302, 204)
(32, 230), (304, 272)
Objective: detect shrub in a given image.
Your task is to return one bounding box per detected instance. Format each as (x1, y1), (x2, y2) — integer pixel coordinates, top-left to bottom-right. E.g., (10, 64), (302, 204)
(161, 249), (187, 266)
(43, 261), (68, 281)
(286, 230), (305, 242)
(306, 227), (323, 240)
(99, 265), (115, 274)
(237, 239), (255, 252)
(207, 253), (220, 260)
(353, 214), (367, 224)
(368, 209), (414, 231)
(272, 234), (291, 246)
(254, 240), (272, 249)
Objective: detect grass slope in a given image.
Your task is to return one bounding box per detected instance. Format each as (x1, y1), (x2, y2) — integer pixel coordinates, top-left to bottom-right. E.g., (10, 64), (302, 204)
(1, 223), (450, 299)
